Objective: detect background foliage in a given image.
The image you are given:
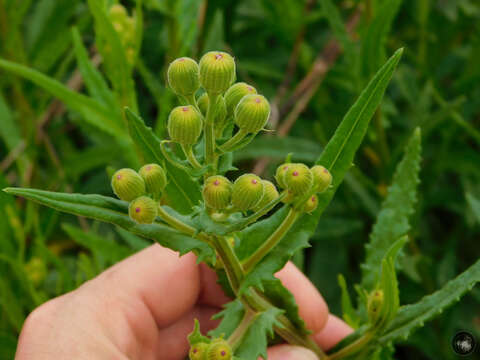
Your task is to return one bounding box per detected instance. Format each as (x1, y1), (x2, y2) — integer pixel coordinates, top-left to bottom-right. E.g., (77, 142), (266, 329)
(1, 0), (479, 359)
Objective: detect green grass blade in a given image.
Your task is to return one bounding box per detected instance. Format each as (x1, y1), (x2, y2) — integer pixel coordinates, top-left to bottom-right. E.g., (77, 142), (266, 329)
(361, 128), (422, 290)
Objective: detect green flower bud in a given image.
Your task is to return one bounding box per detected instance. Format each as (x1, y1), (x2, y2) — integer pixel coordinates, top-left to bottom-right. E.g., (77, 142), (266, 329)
(168, 105), (203, 145)
(199, 51), (236, 94)
(189, 342), (209, 360)
(109, 4), (127, 20)
(197, 93), (227, 124)
(231, 174), (264, 211)
(302, 194), (318, 213)
(224, 82), (257, 115)
(167, 57), (200, 96)
(234, 94), (270, 133)
(128, 196), (158, 224)
(253, 180), (279, 211)
(281, 190), (296, 204)
(111, 168), (146, 201)
(283, 163), (313, 195)
(139, 164), (167, 199)
(207, 339), (232, 360)
(203, 175), (232, 210)
(311, 165), (332, 193)
(367, 290), (384, 324)
(275, 163), (290, 189)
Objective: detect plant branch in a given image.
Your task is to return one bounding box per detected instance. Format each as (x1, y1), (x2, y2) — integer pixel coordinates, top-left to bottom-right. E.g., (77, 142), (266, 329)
(217, 129), (248, 153)
(205, 93), (219, 175)
(181, 144), (202, 169)
(328, 331), (374, 360)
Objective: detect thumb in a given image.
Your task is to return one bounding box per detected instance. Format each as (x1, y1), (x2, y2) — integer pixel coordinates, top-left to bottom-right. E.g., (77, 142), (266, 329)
(266, 345), (318, 360)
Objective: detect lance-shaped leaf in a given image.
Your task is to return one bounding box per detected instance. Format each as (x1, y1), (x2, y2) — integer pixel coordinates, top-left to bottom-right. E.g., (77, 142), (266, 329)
(125, 108), (202, 214)
(3, 188), (214, 263)
(379, 257), (480, 344)
(361, 128), (422, 290)
(209, 299), (245, 339)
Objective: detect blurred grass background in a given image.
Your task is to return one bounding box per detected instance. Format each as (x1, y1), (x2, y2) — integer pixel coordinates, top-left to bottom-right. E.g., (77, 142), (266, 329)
(1, 0), (480, 358)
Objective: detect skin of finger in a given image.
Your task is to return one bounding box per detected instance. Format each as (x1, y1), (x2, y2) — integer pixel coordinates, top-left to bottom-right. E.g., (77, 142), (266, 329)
(266, 344), (318, 360)
(314, 314), (353, 351)
(275, 262), (329, 334)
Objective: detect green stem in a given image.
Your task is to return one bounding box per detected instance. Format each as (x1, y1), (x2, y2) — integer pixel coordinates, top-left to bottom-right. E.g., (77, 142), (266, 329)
(160, 141), (191, 172)
(214, 236), (245, 292)
(181, 144), (202, 169)
(217, 128), (248, 153)
(184, 93), (201, 113)
(328, 331), (374, 360)
(205, 93), (219, 175)
(227, 309), (256, 350)
(242, 208), (300, 273)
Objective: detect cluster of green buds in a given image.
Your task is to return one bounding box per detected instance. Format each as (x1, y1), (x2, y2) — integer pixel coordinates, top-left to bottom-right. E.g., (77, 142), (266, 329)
(111, 164), (167, 224)
(275, 163), (332, 213)
(189, 339), (232, 360)
(108, 4), (136, 65)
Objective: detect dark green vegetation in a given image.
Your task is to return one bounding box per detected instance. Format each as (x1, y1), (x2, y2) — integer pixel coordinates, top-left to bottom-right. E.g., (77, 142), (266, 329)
(1, 1), (479, 359)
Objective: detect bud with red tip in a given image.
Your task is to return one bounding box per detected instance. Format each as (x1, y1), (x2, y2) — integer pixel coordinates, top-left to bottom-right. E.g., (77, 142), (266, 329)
(168, 105), (203, 145)
(199, 51), (236, 94)
(111, 168), (146, 201)
(231, 174), (264, 211)
(203, 175), (233, 210)
(234, 94), (270, 134)
(128, 196), (158, 224)
(167, 57), (200, 96)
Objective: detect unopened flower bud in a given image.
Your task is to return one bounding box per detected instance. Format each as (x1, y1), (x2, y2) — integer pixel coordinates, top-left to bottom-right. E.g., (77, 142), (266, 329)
(207, 339), (232, 360)
(283, 163), (313, 195)
(275, 163), (290, 189)
(167, 57), (200, 96)
(139, 164), (167, 199)
(302, 194), (318, 213)
(199, 51), (235, 94)
(224, 82), (257, 115)
(203, 176), (232, 210)
(311, 165), (332, 193)
(111, 168), (146, 201)
(109, 4), (127, 20)
(253, 180), (279, 211)
(197, 93), (227, 124)
(168, 105), (203, 145)
(234, 94), (270, 133)
(281, 190), (296, 204)
(367, 290), (384, 324)
(231, 174), (264, 211)
(189, 342), (209, 360)
(128, 196), (158, 224)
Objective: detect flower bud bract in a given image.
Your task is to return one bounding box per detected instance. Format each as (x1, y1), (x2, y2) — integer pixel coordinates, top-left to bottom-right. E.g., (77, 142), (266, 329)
(111, 168), (146, 201)
(311, 165), (332, 193)
(168, 105), (203, 145)
(199, 51), (235, 94)
(231, 174), (264, 211)
(303, 194), (318, 213)
(283, 163), (313, 195)
(189, 342), (209, 360)
(139, 164), (167, 199)
(367, 290), (384, 324)
(167, 57), (200, 96)
(128, 196), (158, 224)
(253, 180), (279, 211)
(203, 176), (232, 210)
(224, 82), (257, 115)
(207, 339), (232, 360)
(234, 94), (270, 134)
(275, 163), (290, 189)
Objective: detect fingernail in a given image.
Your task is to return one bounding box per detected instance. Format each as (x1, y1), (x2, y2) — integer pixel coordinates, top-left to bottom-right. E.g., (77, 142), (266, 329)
(274, 345), (318, 360)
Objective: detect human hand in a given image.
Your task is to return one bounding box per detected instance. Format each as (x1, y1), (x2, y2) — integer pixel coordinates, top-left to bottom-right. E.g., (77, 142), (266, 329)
(15, 244), (352, 360)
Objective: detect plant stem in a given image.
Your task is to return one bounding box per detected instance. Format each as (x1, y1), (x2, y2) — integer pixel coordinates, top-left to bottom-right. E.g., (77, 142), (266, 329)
(242, 208), (300, 273)
(160, 141), (192, 172)
(328, 331), (374, 360)
(184, 93), (201, 113)
(181, 144), (202, 169)
(217, 128), (248, 153)
(205, 93), (219, 175)
(214, 236), (245, 292)
(227, 309), (256, 350)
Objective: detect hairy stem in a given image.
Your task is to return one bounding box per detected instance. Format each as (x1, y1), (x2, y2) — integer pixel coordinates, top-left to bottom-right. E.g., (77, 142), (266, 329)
(205, 93), (219, 175)
(181, 144), (202, 169)
(214, 236), (245, 292)
(227, 309), (256, 350)
(217, 128), (248, 153)
(242, 208), (300, 273)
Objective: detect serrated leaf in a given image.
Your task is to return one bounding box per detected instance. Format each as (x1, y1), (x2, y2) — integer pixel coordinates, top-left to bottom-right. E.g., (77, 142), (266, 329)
(125, 108), (202, 214)
(379, 257), (480, 344)
(0, 59), (125, 139)
(3, 188), (214, 263)
(235, 307), (284, 360)
(361, 128), (422, 290)
(209, 299), (245, 339)
(188, 319), (211, 345)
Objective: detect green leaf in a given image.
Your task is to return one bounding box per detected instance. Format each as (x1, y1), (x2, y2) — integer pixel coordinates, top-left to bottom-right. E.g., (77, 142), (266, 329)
(361, 128), (422, 290)
(71, 27), (118, 110)
(125, 108), (202, 214)
(235, 307), (284, 360)
(209, 299), (245, 338)
(0, 59), (125, 139)
(188, 319), (211, 345)
(0, 94), (22, 151)
(379, 257), (480, 343)
(0, 276), (25, 332)
(466, 192), (480, 225)
(319, 0), (352, 54)
(3, 188), (214, 263)
(338, 274), (360, 328)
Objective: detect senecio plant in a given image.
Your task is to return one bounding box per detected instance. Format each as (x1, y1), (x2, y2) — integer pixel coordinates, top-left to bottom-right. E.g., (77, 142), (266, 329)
(6, 47), (480, 360)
